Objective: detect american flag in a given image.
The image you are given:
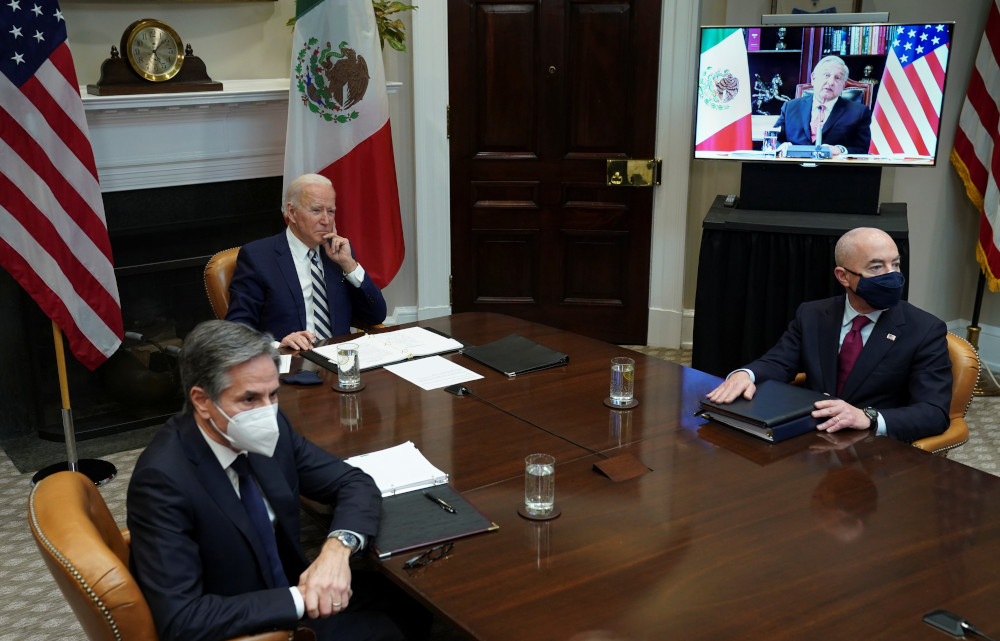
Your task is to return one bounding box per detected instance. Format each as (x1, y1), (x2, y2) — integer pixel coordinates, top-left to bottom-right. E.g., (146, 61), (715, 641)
(1, 0), (122, 369)
(868, 24), (951, 158)
(952, 1), (1000, 291)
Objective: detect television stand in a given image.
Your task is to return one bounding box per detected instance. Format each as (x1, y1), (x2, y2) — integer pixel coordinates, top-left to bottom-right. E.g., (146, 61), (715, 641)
(738, 163), (881, 215)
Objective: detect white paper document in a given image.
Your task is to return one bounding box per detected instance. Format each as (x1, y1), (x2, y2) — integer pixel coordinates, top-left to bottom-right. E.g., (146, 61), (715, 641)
(345, 441), (449, 497)
(384, 355), (484, 390)
(313, 326), (463, 370)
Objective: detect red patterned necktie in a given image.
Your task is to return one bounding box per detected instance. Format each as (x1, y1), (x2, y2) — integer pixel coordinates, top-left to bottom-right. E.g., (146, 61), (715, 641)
(837, 315), (871, 396)
(811, 103), (826, 143)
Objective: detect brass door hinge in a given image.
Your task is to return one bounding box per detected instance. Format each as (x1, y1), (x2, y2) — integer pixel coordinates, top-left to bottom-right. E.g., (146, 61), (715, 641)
(606, 159), (661, 187)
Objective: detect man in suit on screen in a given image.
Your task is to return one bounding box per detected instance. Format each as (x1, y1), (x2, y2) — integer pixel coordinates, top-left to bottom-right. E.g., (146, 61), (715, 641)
(706, 227), (951, 442)
(226, 173), (387, 350)
(774, 55), (873, 157)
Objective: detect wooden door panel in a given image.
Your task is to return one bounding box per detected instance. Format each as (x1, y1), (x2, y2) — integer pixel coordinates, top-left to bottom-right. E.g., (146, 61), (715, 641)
(451, 0), (661, 344)
(566, 3), (631, 153)
(474, 4), (538, 156)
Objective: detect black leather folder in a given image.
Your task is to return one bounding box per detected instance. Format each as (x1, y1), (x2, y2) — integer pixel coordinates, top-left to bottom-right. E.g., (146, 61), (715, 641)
(372, 485), (498, 558)
(461, 334), (569, 377)
(697, 380), (826, 443)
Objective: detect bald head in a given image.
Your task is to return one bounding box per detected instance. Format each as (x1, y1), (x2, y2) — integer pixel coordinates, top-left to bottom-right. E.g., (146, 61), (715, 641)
(834, 227), (902, 313)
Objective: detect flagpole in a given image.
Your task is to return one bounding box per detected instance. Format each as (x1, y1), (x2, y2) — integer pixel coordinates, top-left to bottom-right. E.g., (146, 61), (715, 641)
(967, 272), (1000, 396)
(31, 322), (117, 486)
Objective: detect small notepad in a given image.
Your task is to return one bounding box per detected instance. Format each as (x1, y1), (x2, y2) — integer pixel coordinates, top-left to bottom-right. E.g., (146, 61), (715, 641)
(345, 441), (449, 497)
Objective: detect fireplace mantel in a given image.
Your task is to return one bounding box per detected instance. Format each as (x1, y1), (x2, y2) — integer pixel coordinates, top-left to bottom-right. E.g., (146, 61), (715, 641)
(81, 79), (402, 193)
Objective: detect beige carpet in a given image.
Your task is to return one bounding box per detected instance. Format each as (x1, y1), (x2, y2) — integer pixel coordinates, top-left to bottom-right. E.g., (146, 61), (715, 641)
(3, 347), (999, 641)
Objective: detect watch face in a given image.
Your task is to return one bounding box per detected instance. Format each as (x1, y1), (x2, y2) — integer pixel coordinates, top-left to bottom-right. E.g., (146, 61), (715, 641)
(123, 20), (184, 82)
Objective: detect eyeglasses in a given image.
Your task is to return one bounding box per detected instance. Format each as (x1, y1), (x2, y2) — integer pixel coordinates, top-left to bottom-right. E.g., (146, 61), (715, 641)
(403, 542), (453, 569)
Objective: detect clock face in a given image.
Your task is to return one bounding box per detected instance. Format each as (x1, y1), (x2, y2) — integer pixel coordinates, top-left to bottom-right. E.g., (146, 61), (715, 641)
(122, 19), (184, 82)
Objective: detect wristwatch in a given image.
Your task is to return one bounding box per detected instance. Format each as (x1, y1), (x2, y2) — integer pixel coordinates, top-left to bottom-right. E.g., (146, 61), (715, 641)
(863, 407), (879, 431)
(328, 530), (361, 554)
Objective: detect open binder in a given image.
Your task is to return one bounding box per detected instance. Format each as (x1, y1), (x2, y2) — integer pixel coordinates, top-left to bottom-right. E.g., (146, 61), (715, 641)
(462, 334), (568, 377)
(697, 380), (826, 443)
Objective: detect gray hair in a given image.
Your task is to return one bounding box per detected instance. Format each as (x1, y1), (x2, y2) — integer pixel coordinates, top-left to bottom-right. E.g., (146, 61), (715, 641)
(813, 55), (849, 80)
(282, 173), (334, 218)
(179, 320), (279, 413)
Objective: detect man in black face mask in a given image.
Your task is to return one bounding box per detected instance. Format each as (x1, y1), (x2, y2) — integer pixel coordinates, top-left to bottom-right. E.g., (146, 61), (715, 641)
(706, 227), (952, 442)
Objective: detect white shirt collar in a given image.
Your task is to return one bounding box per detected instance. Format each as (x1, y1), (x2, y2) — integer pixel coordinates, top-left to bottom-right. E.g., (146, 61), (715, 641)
(812, 96), (839, 114)
(842, 296), (884, 327)
(284, 226), (314, 263)
(196, 416), (244, 471)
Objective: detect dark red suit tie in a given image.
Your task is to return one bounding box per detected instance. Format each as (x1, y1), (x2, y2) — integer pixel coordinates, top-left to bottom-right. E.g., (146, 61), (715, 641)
(837, 315), (870, 396)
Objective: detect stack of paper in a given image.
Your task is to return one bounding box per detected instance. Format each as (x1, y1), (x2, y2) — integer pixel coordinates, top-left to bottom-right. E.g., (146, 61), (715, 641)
(345, 441), (448, 497)
(313, 327), (463, 370)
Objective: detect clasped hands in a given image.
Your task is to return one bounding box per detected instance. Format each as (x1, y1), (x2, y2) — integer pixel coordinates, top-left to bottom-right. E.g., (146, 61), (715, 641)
(705, 371), (869, 432)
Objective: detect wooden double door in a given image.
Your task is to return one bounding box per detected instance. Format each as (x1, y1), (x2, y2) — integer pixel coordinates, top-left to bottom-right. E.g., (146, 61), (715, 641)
(448, 0), (662, 344)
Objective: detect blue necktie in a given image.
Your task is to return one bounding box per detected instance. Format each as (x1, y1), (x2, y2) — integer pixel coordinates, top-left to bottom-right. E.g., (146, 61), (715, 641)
(230, 455), (288, 588)
(309, 249), (333, 340)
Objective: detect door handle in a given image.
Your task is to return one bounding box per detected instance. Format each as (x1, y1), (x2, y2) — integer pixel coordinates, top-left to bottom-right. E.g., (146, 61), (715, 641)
(606, 159), (661, 187)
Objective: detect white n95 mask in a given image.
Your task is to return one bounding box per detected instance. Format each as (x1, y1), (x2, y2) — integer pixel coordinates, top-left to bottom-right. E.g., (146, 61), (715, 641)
(209, 403), (280, 457)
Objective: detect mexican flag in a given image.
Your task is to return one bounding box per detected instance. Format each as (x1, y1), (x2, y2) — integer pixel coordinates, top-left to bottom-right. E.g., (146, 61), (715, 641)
(284, 0), (404, 288)
(695, 28), (752, 152)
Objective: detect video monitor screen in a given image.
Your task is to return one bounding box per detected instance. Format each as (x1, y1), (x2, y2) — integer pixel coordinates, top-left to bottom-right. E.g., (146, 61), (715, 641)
(693, 23), (953, 166)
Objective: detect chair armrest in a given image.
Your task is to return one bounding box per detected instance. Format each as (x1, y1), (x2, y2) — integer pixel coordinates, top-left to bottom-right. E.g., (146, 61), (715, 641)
(912, 418), (969, 454)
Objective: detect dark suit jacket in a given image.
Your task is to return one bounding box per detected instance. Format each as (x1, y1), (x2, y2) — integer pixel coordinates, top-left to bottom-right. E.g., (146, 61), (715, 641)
(127, 411), (382, 641)
(775, 95), (873, 154)
(225, 232), (387, 339)
(746, 296), (952, 442)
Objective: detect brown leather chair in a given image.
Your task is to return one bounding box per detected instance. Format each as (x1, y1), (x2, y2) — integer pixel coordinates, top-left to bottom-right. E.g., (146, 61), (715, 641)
(28, 471), (311, 641)
(203, 246), (385, 332)
(912, 332), (979, 455)
(795, 79), (874, 107)
(205, 246), (241, 319)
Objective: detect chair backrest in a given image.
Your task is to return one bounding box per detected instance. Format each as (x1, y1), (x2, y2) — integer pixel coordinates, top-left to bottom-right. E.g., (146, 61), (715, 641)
(795, 79), (873, 107)
(947, 332), (979, 423)
(205, 247), (241, 319)
(28, 471), (158, 641)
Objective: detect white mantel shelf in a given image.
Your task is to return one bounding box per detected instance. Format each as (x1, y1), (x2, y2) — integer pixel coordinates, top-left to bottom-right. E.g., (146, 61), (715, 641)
(81, 79), (402, 193)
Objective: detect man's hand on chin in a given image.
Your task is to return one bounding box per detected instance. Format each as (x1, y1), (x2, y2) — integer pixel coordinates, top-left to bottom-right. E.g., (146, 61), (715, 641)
(705, 370), (756, 404)
(298, 538), (353, 619)
(812, 398), (869, 432)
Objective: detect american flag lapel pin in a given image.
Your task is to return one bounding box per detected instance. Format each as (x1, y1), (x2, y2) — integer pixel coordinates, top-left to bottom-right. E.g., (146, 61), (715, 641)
(886, 333), (897, 341)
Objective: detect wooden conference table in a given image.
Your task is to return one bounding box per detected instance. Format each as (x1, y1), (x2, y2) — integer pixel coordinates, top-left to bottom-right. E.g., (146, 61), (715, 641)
(280, 313), (1000, 641)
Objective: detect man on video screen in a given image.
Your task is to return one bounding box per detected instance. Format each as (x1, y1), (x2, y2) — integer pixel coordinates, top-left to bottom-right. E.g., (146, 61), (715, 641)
(774, 55), (872, 157)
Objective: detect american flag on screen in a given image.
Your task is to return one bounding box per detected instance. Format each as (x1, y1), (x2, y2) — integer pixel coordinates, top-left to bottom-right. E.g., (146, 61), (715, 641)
(1, 0), (123, 369)
(868, 24), (951, 158)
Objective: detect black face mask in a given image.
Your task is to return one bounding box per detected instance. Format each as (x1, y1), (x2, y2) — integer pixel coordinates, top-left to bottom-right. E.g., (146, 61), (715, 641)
(844, 269), (905, 309)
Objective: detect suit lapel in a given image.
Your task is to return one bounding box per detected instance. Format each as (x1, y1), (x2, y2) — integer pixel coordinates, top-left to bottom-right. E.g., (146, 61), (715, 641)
(840, 304), (906, 399)
(274, 233), (308, 330)
(795, 99), (813, 142)
(246, 453), (299, 556)
(821, 99), (846, 136)
(817, 297), (843, 393)
(178, 418), (282, 588)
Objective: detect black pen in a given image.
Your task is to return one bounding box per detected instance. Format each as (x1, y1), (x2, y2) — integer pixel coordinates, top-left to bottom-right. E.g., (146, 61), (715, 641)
(423, 490), (456, 514)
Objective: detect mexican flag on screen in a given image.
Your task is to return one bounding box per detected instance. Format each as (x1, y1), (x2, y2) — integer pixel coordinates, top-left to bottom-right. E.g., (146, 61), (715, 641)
(695, 28), (752, 152)
(284, 0), (404, 288)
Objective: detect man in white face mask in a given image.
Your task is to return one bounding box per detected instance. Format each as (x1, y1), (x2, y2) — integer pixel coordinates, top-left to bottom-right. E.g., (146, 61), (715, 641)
(127, 320), (428, 641)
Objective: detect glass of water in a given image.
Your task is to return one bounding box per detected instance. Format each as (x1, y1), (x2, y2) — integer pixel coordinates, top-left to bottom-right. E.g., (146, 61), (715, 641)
(762, 128), (780, 156)
(337, 343), (360, 389)
(610, 356), (635, 406)
(524, 453), (555, 516)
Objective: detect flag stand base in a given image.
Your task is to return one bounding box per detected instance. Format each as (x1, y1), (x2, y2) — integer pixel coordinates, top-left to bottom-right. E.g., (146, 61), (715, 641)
(32, 459), (117, 487)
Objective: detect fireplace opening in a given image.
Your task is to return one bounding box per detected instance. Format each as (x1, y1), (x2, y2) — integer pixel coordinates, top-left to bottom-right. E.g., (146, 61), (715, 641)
(1, 176), (285, 442)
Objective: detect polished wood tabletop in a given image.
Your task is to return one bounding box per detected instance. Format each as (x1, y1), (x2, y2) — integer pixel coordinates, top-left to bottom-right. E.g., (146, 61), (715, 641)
(279, 313), (1000, 641)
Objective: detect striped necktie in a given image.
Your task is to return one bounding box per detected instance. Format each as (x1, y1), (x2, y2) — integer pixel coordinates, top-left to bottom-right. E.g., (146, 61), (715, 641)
(308, 249), (332, 340)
